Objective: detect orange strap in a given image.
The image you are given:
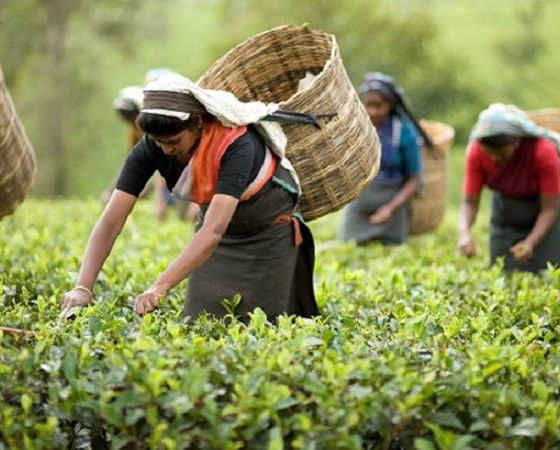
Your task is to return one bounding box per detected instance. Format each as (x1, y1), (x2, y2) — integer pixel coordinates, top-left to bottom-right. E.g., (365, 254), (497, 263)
(272, 213), (303, 246)
(190, 122), (248, 205)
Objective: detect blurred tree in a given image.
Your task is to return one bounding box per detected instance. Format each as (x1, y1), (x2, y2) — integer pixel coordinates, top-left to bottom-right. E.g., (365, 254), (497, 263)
(497, 0), (546, 67)
(212, 0), (484, 138)
(0, 0), (144, 196)
(495, 0), (547, 104)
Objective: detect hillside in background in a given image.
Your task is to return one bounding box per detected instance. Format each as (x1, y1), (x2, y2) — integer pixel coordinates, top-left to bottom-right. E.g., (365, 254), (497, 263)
(2, 0), (559, 197)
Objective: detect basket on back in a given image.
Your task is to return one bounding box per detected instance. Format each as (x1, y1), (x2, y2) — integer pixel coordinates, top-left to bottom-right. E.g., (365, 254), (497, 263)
(409, 120), (455, 235)
(198, 25), (380, 221)
(527, 108), (560, 133)
(0, 63), (37, 220)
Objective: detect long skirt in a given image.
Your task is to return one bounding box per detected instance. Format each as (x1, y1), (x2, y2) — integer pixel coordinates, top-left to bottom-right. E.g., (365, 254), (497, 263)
(490, 192), (560, 273)
(183, 171), (318, 322)
(339, 182), (408, 245)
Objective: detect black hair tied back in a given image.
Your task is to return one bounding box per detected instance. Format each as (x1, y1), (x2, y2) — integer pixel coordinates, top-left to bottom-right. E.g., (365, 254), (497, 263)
(136, 113), (196, 137)
(479, 134), (519, 149)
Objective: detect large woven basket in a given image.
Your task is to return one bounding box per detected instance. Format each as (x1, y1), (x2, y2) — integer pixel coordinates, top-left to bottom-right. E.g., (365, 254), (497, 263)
(527, 108), (560, 133)
(198, 25), (380, 221)
(409, 120), (455, 235)
(0, 63), (37, 220)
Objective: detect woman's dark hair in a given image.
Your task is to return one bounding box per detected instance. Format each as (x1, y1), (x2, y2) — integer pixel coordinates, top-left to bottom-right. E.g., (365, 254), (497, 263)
(359, 82), (398, 106)
(479, 134), (519, 149)
(136, 113), (208, 137)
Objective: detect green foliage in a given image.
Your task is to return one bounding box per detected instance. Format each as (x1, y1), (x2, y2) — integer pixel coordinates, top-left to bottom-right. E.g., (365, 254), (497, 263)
(493, 0), (548, 108)
(1, 193), (559, 448)
(497, 0), (547, 67)
(0, 0), (150, 197)
(431, 0), (560, 113)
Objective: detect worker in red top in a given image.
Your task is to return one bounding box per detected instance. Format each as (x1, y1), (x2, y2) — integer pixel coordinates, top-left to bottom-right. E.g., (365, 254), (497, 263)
(458, 103), (560, 272)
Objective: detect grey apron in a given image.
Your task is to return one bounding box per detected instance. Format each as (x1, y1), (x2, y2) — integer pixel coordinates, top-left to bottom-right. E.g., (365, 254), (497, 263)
(339, 182), (408, 245)
(183, 163), (318, 322)
(490, 192), (560, 272)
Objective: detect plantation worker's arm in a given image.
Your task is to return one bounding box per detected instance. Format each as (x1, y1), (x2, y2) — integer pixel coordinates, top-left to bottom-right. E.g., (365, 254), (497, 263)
(511, 143), (560, 262)
(458, 142), (484, 258)
(61, 190), (137, 309)
(370, 176), (420, 224)
(510, 195), (559, 262)
(154, 174), (168, 223)
(371, 125), (422, 224)
(458, 194), (479, 257)
(134, 194), (238, 315)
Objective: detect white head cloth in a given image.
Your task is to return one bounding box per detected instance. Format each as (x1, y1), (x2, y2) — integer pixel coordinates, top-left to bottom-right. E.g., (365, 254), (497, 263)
(470, 103), (560, 152)
(142, 73), (287, 157)
(113, 86), (144, 111)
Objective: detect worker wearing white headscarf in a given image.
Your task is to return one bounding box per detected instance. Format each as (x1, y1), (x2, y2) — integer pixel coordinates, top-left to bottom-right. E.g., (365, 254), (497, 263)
(459, 103), (560, 272)
(62, 74), (318, 321)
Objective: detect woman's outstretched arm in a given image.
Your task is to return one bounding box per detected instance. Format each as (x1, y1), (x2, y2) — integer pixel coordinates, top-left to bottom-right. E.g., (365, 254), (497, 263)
(510, 194), (559, 262)
(458, 194), (480, 257)
(134, 194), (238, 315)
(61, 190), (137, 309)
(369, 175), (420, 224)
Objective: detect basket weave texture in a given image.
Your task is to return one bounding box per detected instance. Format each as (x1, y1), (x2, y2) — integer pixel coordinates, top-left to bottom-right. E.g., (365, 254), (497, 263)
(409, 120), (455, 235)
(0, 63), (37, 220)
(527, 108), (560, 133)
(198, 25), (380, 221)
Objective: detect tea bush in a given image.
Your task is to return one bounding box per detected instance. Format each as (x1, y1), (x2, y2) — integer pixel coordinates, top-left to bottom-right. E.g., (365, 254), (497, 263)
(1, 199), (559, 449)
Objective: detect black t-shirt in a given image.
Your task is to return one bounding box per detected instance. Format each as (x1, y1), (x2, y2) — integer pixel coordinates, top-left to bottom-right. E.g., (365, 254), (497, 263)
(116, 125), (266, 199)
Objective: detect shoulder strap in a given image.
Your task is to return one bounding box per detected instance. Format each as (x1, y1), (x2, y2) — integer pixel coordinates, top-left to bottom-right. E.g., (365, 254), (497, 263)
(392, 115), (402, 149)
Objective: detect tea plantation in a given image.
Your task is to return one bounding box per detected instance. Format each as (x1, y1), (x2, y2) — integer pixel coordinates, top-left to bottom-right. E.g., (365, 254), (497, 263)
(1, 198), (560, 449)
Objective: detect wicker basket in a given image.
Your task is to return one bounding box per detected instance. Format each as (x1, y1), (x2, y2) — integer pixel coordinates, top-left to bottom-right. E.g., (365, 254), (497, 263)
(409, 120), (455, 235)
(198, 25), (380, 221)
(527, 108), (560, 133)
(0, 63), (37, 220)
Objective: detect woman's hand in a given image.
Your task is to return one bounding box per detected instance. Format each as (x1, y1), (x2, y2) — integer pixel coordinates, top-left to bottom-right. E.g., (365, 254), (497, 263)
(511, 195), (557, 263)
(458, 233), (477, 257)
(369, 204), (394, 224)
(134, 288), (165, 315)
(61, 287), (93, 310)
(510, 239), (534, 262)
